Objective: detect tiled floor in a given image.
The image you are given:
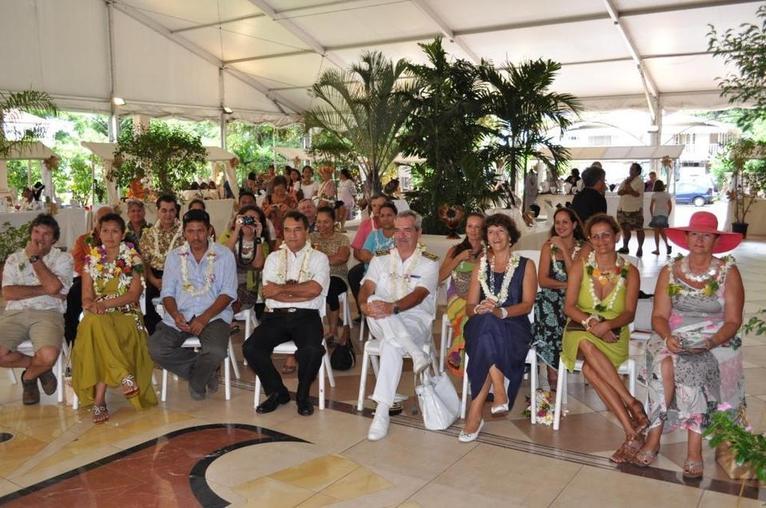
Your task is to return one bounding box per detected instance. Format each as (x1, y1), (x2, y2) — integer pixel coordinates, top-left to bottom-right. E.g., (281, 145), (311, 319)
(0, 228), (764, 506)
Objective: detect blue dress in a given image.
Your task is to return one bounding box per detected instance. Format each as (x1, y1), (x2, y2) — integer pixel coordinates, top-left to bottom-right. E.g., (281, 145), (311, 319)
(464, 257), (531, 407)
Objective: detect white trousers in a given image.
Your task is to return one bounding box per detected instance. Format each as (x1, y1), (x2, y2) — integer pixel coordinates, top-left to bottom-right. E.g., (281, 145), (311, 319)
(366, 296), (432, 407)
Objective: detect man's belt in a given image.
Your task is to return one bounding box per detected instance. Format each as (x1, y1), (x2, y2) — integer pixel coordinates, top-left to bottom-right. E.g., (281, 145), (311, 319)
(265, 307), (318, 314)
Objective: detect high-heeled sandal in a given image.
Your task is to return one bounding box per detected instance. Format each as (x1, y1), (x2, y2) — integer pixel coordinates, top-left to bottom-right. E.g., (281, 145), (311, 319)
(121, 375), (139, 398)
(628, 399), (650, 434)
(92, 405), (109, 424)
(631, 447), (660, 467)
(610, 434), (644, 464)
(682, 460), (704, 479)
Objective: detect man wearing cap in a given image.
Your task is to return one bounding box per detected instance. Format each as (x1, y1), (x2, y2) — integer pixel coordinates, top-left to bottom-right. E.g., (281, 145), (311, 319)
(243, 211), (330, 416)
(148, 209), (238, 400)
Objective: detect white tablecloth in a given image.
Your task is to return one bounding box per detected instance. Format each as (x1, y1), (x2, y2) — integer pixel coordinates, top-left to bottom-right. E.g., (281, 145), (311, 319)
(0, 207), (88, 249)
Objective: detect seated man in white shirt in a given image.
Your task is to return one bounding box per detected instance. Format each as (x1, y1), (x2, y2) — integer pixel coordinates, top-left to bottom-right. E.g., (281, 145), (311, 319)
(148, 209), (238, 400)
(243, 210), (330, 416)
(358, 210), (439, 440)
(0, 214), (73, 405)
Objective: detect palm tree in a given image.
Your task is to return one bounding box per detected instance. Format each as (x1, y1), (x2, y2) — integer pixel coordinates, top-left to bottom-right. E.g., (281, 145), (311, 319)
(479, 60), (581, 199)
(304, 51), (412, 193)
(0, 90), (58, 157)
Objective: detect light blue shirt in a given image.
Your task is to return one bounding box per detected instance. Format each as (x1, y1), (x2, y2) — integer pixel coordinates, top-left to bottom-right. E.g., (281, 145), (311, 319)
(362, 230), (395, 267)
(160, 242), (238, 329)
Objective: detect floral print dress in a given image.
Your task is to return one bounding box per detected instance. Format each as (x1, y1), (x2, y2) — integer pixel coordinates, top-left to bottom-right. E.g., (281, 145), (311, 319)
(532, 257), (568, 368)
(644, 256), (745, 434)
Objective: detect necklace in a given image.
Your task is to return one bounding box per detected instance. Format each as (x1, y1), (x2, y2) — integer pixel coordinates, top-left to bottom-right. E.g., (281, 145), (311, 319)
(478, 247), (519, 305)
(389, 244), (424, 299)
(680, 256), (718, 282)
(584, 252), (629, 312)
(86, 242), (144, 296)
(276, 242), (313, 283)
(179, 242), (217, 296)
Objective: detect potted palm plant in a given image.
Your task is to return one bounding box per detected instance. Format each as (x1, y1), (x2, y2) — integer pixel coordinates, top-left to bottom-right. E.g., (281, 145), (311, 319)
(726, 138), (766, 237)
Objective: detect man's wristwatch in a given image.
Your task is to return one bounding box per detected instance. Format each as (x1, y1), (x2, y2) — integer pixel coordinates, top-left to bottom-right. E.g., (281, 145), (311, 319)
(393, 305), (400, 315)
(28, 255), (40, 264)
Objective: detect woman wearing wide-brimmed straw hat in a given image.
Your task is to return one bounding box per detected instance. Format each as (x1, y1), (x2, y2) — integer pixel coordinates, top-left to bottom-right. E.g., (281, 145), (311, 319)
(632, 211), (745, 479)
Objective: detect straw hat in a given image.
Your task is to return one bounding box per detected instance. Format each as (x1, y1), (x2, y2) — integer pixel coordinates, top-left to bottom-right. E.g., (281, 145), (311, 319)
(665, 211), (742, 254)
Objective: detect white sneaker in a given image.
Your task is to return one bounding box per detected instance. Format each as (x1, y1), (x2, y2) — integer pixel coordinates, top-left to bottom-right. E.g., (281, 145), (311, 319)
(412, 352), (430, 375)
(458, 419), (485, 443)
(368, 405), (390, 441)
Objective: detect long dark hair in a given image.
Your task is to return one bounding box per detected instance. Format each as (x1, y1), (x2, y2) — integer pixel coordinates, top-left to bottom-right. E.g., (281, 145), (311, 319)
(236, 205), (270, 265)
(451, 212), (485, 258)
(549, 207), (585, 241)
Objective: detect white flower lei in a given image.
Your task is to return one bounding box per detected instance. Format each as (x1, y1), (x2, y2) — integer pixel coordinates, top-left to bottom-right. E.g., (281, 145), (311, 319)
(179, 242), (217, 296)
(478, 247), (519, 305)
(388, 244), (424, 300)
(275, 241), (314, 283)
(585, 251), (628, 312)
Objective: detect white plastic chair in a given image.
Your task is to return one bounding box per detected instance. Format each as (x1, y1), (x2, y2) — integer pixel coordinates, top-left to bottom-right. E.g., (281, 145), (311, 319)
(160, 336), (233, 401)
(253, 338), (334, 410)
(233, 307), (259, 369)
(355, 318), (439, 411)
(7, 340), (67, 404)
(552, 357), (636, 430)
(459, 347), (539, 424)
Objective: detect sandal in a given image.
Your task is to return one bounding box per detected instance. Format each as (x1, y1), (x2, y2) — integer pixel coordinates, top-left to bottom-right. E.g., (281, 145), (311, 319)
(121, 375), (139, 398)
(628, 399), (650, 434)
(631, 446), (660, 467)
(682, 460), (704, 479)
(92, 405), (109, 424)
(610, 434), (644, 464)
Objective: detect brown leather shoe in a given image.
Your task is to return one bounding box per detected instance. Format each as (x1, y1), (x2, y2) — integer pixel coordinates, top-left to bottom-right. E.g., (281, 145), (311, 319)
(38, 369), (58, 396)
(21, 370), (40, 405)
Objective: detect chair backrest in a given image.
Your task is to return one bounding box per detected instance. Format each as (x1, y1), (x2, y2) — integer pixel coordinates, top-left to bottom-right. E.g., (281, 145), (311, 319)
(514, 249), (541, 271)
(621, 254), (640, 269)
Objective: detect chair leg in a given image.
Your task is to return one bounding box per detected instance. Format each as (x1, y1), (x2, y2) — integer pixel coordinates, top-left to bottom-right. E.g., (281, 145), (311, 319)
(553, 359), (566, 430)
(319, 359), (325, 410)
(72, 392), (79, 410)
(628, 359), (636, 397)
(370, 356), (380, 377)
(323, 352), (335, 388)
(440, 315), (448, 373)
(56, 350), (64, 403)
(356, 348), (370, 411)
(253, 374), (262, 408)
(228, 340), (241, 380)
(529, 352), (537, 424)
(161, 369), (168, 402)
(224, 357), (231, 401)
(460, 355), (470, 420)
(358, 317), (366, 344)
(8, 369), (17, 384)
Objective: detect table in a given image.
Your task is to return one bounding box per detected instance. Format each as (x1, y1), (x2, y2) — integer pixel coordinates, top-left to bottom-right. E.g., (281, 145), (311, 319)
(0, 206), (88, 249)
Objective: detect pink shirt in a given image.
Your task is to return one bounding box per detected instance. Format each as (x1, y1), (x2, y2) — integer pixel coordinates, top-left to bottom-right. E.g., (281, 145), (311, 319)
(351, 217), (378, 250)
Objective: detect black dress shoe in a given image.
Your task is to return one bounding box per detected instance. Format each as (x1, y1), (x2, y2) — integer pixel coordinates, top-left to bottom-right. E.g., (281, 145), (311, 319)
(256, 391), (290, 414)
(296, 399), (314, 416)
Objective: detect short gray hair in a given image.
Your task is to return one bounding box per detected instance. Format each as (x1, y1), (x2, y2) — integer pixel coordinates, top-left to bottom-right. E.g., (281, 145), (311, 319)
(397, 210), (422, 230)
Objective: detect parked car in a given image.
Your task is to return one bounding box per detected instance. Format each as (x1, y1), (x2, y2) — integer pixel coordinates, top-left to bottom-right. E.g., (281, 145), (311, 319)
(674, 181), (714, 207)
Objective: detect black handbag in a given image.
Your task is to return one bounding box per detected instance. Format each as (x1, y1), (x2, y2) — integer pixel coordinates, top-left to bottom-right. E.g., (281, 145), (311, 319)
(330, 341), (356, 371)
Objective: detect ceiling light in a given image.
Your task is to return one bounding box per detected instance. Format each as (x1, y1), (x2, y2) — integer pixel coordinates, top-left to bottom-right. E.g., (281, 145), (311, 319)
(112, 97), (126, 106)
(222, 106), (233, 114)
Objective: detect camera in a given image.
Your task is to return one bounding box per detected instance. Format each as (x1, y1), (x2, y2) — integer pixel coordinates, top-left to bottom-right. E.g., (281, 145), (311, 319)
(239, 216), (257, 226)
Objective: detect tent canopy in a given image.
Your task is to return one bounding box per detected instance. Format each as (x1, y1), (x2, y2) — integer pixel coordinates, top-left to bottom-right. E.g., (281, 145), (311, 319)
(81, 142), (236, 162)
(0, 0), (760, 123)
(541, 145), (685, 161)
(2, 142), (56, 161)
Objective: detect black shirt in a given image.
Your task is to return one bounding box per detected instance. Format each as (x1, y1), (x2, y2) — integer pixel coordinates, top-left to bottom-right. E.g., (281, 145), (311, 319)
(571, 187), (607, 225)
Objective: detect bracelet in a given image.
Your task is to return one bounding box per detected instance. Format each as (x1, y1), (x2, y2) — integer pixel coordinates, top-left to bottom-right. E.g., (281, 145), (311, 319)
(498, 307), (508, 319)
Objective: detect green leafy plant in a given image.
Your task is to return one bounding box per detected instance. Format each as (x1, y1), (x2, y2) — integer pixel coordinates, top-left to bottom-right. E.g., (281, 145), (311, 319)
(724, 138), (766, 224)
(0, 90), (58, 158)
(708, 5), (766, 130)
(400, 37), (501, 233)
(0, 221), (31, 265)
(478, 59), (581, 194)
(304, 51), (413, 194)
(705, 405), (766, 483)
(114, 122), (207, 194)
(745, 309), (766, 336)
